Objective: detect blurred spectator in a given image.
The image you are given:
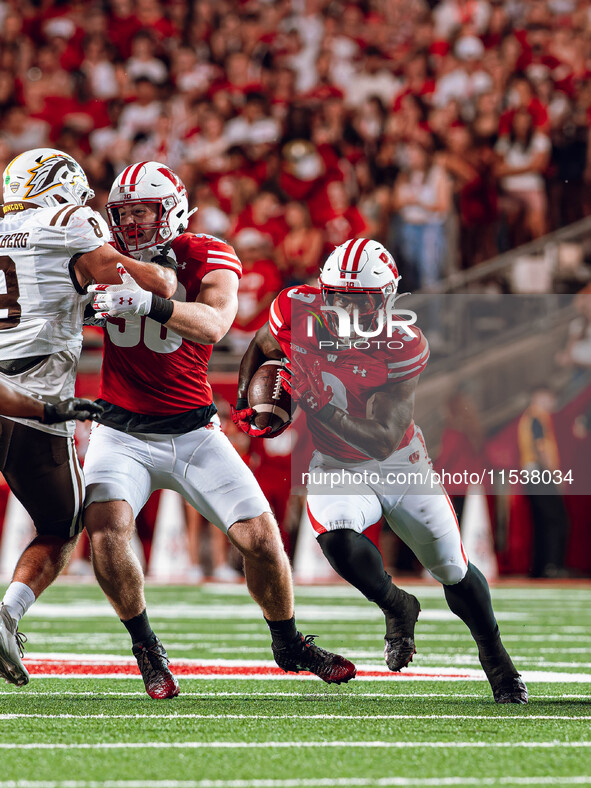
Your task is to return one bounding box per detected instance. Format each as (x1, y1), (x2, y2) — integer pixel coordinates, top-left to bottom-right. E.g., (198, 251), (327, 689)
(345, 46), (400, 110)
(232, 188), (288, 246)
(313, 178), (368, 256)
(495, 107), (551, 241)
(439, 123), (498, 268)
(277, 201), (323, 285)
(126, 30), (168, 85)
(81, 34), (119, 100)
(433, 36), (493, 119)
(228, 229), (284, 353)
(224, 92), (280, 147)
(2, 106), (48, 154)
(1, 0), (590, 289)
(118, 77), (162, 142)
(391, 142), (452, 289)
(132, 110), (185, 170)
(517, 387), (570, 578)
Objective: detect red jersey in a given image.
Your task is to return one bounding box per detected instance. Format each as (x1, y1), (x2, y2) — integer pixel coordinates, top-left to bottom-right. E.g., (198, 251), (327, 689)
(268, 285), (429, 462)
(99, 233), (242, 415)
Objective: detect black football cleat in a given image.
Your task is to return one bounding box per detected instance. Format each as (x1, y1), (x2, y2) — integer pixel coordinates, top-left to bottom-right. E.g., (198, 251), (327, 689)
(272, 633), (357, 684)
(384, 590), (421, 671)
(480, 651), (528, 704)
(132, 635), (180, 699)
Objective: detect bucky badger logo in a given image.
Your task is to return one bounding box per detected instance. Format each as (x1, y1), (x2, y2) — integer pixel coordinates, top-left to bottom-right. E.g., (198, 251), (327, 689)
(23, 155), (79, 200)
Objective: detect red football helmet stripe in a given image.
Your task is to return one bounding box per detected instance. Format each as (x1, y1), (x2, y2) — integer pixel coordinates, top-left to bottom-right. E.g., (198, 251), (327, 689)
(339, 238), (370, 280)
(348, 237), (371, 278)
(339, 239), (357, 278)
(128, 161), (149, 186)
(119, 165), (135, 186)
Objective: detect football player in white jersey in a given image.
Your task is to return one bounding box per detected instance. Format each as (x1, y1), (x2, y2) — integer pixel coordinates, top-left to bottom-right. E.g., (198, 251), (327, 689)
(83, 161), (356, 699)
(0, 148), (177, 688)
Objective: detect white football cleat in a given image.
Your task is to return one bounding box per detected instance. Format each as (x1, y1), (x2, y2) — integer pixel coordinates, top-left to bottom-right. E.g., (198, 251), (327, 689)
(0, 604), (30, 687)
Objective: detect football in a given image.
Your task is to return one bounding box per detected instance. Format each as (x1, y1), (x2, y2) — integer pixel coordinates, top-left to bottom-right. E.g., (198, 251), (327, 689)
(248, 360), (292, 436)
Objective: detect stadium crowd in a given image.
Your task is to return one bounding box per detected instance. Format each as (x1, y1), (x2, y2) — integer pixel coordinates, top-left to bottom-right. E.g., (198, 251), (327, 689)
(0, 0), (590, 310)
(0, 0), (590, 580)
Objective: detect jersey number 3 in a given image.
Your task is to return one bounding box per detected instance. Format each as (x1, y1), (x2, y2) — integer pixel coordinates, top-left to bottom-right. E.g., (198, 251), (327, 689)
(0, 255), (21, 329)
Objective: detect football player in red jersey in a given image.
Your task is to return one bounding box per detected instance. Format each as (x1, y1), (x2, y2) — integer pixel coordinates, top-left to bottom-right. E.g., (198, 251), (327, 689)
(84, 161), (356, 699)
(234, 238), (528, 704)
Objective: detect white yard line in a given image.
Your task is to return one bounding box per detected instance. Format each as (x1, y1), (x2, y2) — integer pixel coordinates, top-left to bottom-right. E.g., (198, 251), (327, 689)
(0, 778), (590, 788)
(1, 741), (590, 751)
(22, 602), (524, 622)
(1, 690), (590, 699)
(21, 671), (591, 683)
(0, 713), (589, 721)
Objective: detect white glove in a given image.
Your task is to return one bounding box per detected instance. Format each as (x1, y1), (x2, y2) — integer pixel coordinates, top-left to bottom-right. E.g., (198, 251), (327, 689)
(88, 263), (153, 319)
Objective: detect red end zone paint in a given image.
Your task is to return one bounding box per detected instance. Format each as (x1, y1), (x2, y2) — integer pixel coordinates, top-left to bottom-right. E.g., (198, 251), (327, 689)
(23, 660), (471, 680)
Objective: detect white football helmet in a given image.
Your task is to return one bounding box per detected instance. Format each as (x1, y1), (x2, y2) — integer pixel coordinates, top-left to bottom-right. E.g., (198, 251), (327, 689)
(318, 238), (402, 335)
(320, 235), (400, 300)
(106, 161), (193, 254)
(3, 148), (94, 208)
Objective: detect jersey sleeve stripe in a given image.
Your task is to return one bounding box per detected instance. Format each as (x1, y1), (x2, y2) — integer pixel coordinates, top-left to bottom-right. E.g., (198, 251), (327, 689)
(207, 255), (241, 267)
(387, 362), (427, 380)
(49, 205), (71, 226)
(206, 259), (242, 274)
(207, 251), (241, 262)
(60, 206), (83, 226)
(386, 344), (429, 369)
(269, 298), (284, 329)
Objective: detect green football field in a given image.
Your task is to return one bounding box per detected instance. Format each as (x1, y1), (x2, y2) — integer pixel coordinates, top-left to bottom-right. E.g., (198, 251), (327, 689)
(0, 581), (590, 788)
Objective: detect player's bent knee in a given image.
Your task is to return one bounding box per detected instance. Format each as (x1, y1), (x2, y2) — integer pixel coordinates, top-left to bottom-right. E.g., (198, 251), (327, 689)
(84, 500), (136, 541)
(428, 562), (468, 585)
(228, 513), (283, 562)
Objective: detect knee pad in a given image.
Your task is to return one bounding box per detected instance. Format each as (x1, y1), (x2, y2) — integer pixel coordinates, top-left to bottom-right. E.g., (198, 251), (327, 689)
(311, 502), (365, 534)
(428, 562), (468, 585)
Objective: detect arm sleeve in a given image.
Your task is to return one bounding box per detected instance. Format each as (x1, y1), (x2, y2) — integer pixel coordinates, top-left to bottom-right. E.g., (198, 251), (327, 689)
(64, 207), (109, 257)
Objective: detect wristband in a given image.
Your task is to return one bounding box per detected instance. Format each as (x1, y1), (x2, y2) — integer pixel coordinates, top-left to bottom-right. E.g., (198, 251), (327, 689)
(236, 398), (249, 410)
(316, 403), (337, 424)
(148, 296), (174, 324)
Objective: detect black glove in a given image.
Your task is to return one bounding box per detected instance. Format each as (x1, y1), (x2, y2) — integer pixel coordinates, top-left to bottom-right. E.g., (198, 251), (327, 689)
(83, 302), (106, 327)
(43, 398), (105, 424)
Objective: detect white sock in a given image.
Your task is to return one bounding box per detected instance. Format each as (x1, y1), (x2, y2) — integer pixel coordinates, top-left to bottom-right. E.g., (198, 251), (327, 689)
(2, 582), (36, 624)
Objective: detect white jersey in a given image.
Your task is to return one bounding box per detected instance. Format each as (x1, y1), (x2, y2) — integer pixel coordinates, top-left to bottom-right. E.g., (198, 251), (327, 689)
(0, 204), (109, 435)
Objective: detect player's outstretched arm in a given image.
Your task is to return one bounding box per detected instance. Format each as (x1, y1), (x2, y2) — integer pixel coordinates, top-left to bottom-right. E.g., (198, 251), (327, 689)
(161, 268), (239, 344)
(0, 380), (103, 423)
(90, 267), (238, 344)
(316, 376), (419, 462)
(76, 243), (177, 298)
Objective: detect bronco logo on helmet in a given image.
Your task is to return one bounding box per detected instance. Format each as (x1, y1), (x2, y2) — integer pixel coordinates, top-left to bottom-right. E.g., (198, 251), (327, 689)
(24, 155), (80, 200)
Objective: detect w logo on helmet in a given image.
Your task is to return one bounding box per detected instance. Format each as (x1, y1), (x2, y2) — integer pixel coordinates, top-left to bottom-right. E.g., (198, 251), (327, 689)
(24, 155), (78, 200)
(157, 166), (184, 195)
